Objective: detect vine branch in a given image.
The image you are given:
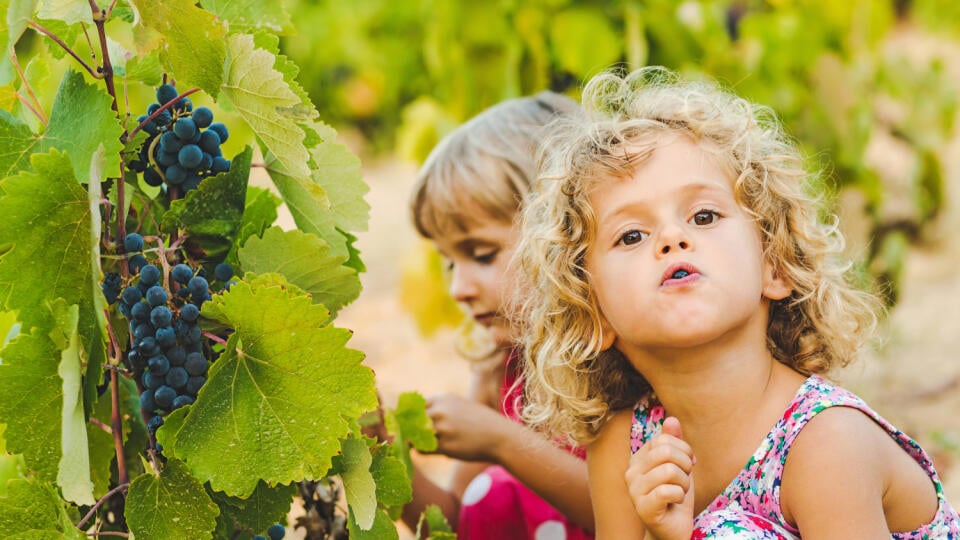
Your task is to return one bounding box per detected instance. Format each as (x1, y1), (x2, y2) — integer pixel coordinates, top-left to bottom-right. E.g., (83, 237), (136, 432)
(28, 21), (100, 79)
(10, 50), (48, 125)
(76, 482), (129, 530)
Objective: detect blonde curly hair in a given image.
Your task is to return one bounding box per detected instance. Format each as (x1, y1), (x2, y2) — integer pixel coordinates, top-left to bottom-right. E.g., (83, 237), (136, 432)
(515, 67), (881, 445)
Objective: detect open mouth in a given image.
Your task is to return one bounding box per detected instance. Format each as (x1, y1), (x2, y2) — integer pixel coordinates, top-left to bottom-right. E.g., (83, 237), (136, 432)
(661, 263), (700, 285)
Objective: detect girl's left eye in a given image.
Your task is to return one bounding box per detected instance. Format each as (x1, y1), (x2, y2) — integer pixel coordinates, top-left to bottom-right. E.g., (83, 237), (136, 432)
(691, 209), (719, 226)
(617, 229), (648, 246)
(472, 250), (497, 264)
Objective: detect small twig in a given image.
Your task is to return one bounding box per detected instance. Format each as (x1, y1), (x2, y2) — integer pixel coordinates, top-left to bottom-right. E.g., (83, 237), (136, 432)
(89, 416), (112, 435)
(10, 52), (48, 125)
(76, 482), (129, 530)
(28, 21), (101, 79)
(203, 332), (228, 347)
(109, 367), (128, 486)
(12, 92), (47, 125)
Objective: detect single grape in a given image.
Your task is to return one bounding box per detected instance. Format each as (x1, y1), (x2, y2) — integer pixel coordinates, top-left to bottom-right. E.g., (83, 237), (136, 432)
(154, 385), (176, 409)
(146, 286), (168, 307)
(199, 152), (213, 171)
(143, 167), (164, 186)
(188, 276), (208, 296)
(131, 301), (151, 321)
(155, 326), (177, 348)
(146, 414), (164, 435)
(156, 150), (178, 168)
(178, 144), (203, 169)
(211, 156), (231, 174)
(156, 84), (178, 105)
(122, 286), (142, 306)
(124, 232), (144, 252)
(147, 103), (160, 115)
(267, 523), (286, 540)
(148, 354), (170, 376)
(186, 376), (206, 396)
(150, 305), (173, 327)
(165, 366), (189, 390)
(139, 264), (161, 285)
(199, 130), (220, 154)
(160, 131), (183, 153)
(165, 164), (187, 185)
(128, 254), (148, 274)
(172, 395), (195, 409)
(213, 262), (234, 282)
(171, 264), (194, 284)
(133, 322), (155, 341)
(180, 303), (200, 322)
(192, 106), (213, 128)
(167, 346), (186, 366)
(138, 336), (159, 355)
(183, 173), (202, 191)
(142, 370), (162, 390)
(140, 388), (157, 413)
(184, 352), (207, 376)
(208, 122), (229, 143)
(185, 324), (203, 344)
(173, 117), (197, 141)
(175, 97), (193, 113)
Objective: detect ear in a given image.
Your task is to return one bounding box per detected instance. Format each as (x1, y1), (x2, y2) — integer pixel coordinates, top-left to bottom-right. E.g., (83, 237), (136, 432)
(761, 260), (792, 301)
(597, 310), (617, 351)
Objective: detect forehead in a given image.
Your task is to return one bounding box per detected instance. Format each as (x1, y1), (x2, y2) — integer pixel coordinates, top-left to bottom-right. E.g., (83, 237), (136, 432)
(432, 211), (518, 253)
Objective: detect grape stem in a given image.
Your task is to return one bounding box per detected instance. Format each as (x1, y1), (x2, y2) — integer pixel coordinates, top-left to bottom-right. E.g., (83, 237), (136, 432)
(75, 482), (129, 531)
(89, 416), (112, 435)
(9, 50), (48, 125)
(202, 331), (229, 347)
(125, 87), (202, 142)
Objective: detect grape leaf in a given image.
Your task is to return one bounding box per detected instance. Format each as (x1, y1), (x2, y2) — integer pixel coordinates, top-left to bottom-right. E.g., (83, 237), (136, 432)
(336, 435), (377, 530)
(265, 121), (369, 262)
(129, 0), (225, 97)
(0, 150), (106, 481)
(125, 458), (220, 540)
(347, 507), (399, 540)
(208, 480), (296, 539)
(227, 185), (279, 265)
(37, 0), (93, 25)
(160, 147), (252, 260)
(0, 477), (84, 539)
(252, 32), (315, 114)
(390, 392), (437, 453)
(124, 49), (163, 86)
(416, 504), (456, 539)
(38, 70), (124, 184)
(238, 226), (360, 317)
(0, 425), (27, 498)
(0, 0), (37, 85)
(220, 33), (310, 179)
(371, 443), (413, 511)
(49, 300), (94, 506)
(168, 277), (377, 497)
(0, 109), (39, 179)
(203, 0), (294, 35)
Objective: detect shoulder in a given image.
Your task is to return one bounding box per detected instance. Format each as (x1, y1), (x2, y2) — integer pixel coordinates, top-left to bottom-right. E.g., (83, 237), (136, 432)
(588, 409), (633, 471)
(780, 405), (891, 532)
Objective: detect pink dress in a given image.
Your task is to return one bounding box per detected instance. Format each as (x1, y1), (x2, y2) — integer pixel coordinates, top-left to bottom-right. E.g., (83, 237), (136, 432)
(630, 375), (960, 538)
(456, 349), (594, 539)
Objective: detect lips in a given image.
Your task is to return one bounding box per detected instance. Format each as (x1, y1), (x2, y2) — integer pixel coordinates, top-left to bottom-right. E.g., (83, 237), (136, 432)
(661, 262), (701, 285)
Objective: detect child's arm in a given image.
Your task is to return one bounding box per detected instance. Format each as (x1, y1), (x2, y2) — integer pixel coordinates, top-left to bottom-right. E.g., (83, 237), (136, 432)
(780, 406), (938, 538)
(587, 409), (647, 538)
(427, 391), (595, 530)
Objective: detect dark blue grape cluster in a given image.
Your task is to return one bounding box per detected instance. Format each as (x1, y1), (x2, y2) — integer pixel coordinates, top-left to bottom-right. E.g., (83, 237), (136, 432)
(101, 272), (122, 304)
(127, 83), (231, 192)
(115, 233), (235, 418)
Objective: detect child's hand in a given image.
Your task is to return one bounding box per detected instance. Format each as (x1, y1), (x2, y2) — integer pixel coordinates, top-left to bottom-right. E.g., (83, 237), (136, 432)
(425, 393), (510, 462)
(624, 416), (695, 540)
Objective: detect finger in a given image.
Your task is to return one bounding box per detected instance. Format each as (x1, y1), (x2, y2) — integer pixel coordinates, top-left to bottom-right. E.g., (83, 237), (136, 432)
(661, 416), (682, 439)
(631, 461), (692, 495)
(629, 437), (695, 474)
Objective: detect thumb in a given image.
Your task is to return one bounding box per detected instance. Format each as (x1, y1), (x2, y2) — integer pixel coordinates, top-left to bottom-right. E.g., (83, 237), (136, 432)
(661, 416), (683, 440)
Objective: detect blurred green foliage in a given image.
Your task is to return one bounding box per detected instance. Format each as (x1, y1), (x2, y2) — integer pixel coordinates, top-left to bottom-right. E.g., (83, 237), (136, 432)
(280, 0), (959, 310)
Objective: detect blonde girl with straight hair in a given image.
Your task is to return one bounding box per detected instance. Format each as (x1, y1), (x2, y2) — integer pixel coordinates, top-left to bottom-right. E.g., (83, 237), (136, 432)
(514, 67), (960, 538)
(396, 90), (596, 539)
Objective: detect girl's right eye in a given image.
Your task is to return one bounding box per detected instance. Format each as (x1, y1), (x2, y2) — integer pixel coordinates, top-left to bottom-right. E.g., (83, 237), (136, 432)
(617, 229), (647, 246)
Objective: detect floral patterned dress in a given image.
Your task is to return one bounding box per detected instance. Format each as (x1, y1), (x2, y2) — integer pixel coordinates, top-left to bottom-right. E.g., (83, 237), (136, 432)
(456, 348), (593, 540)
(630, 375), (960, 539)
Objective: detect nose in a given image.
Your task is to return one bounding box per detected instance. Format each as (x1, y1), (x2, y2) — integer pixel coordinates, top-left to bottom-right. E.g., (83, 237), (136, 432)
(448, 264), (478, 303)
(655, 223), (691, 256)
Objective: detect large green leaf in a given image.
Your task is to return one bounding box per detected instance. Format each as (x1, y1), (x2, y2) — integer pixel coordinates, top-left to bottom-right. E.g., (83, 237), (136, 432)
(203, 0), (293, 35)
(160, 147), (252, 261)
(347, 507), (399, 540)
(166, 276), (377, 497)
(129, 0), (226, 97)
(36, 0), (92, 25)
(125, 458), (220, 540)
(39, 70), (123, 184)
(0, 110), (39, 179)
(227, 185), (279, 264)
(238, 227), (360, 317)
(265, 121), (369, 262)
(209, 480), (296, 539)
(220, 33), (310, 179)
(0, 477), (84, 539)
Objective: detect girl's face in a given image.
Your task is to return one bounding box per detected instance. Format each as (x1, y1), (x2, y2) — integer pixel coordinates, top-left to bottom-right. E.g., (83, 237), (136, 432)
(433, 208), (519, 351)
(585, 135), (791, 356)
